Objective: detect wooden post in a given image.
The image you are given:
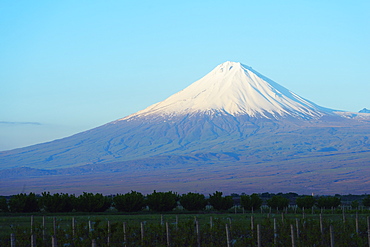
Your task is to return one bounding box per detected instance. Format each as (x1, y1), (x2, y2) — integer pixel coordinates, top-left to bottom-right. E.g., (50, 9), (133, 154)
(281, 212), (284, 224)
(53, 217), (57, 236)
(92, 239), (97, 247)
(31, 234), (36, 247)
(89, 220), (92, 233)
(273, 218), (277, 246)
(251, 215), (254, 237)
(52, 235), (58, 247)
(195, 218), (200, 247)
(123, 222), (127, 246)
(141, 222), (144, 245)
(210, 216), (213, 229)
(291, 224), (296, 247)
(342, 206), (346, 224)
(107, 220), (110, 246)
(330, 225), (334, 247)
(166, 222), (170, 247)
(43, 216), (46, 242)
(367, 216), (370, 247)
(31, 215), (34, 235)
(226, 224), (231, 247)
(296, 218), (300, 241)
(72, 217), (75, 239)
(257, 224), (261, 247)
(302, 207), (305, 219)
(320, 213), (323, 235)
(355, 212), (359, 234)
(10, 233), (15, 247)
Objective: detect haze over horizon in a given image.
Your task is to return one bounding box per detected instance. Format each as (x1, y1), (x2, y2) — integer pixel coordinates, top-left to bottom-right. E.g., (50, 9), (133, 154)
(1, 1), (369, 151)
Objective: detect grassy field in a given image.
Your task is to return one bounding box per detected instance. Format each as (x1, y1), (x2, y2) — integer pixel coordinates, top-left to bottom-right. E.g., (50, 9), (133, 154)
(0, 210), (369, 246)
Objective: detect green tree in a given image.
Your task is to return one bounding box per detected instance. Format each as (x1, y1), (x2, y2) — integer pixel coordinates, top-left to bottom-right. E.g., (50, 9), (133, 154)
(0, 196), (9, 212)
(362, 195), (370, 207)
(180, 192), (207, 211)
(73, 192), (111, 212)
(146, 191), (178, 212)
(267, 195), (289, 210)
(8, 193), (39, 213)
(316, 196), (341, 209)
(296, 196), (315, 209)
(209, 191), (234, 211)
(40, 192), (74, 212)
(240, 193), (263, 211)
(113, 191), (145, 212)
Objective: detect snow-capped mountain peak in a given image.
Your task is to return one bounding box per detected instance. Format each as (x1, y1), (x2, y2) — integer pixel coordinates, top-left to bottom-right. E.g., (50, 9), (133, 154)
(122, 61), (333, 120)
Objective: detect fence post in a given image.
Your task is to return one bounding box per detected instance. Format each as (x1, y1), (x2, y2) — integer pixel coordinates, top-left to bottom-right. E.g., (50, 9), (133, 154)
(92, 239), (97, 247)
(342, 206), (346, 224)
(53, 217), (57, 236)
(330, 225), (334, 247)
(210, 216), (213, 229)
(31, 234), (36, 247)
(257, 224), (261, 247)
(107, 220), (110, 246)
(251, 215), (254, 237)
(43, 216), (46, 242)
(226, 224), (231, 247)
(10, 233), (15, 247)
(72, 217), (75, 239)
(355, 212), (359, 234)
(52, 235), (58, 247)
(141, 222), (144, 245)
(30, 215), (34, 235)
(296, 218), (300, 241)
(273, 218), (277, 246)
(123, 222), (127, 247)
(166, 222), (170, 247)
(195, 218), (200, 247)
(367, 216), (370, 247)
(291, 224), (296, 247)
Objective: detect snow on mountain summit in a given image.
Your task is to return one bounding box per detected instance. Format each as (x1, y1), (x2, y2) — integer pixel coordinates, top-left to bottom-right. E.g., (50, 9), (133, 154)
(122, 61), (333, 120)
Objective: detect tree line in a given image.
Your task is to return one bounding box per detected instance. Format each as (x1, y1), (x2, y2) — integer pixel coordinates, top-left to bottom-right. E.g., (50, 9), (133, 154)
(1, 191), (370, 213)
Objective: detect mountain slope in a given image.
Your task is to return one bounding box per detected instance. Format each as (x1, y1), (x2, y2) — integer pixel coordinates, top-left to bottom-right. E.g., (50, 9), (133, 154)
(123, 61), (334, 119)
(1, 61), (369, 195)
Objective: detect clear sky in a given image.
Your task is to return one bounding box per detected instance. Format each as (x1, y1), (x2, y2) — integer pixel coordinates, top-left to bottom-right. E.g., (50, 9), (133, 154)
(1, 1), (369, 151)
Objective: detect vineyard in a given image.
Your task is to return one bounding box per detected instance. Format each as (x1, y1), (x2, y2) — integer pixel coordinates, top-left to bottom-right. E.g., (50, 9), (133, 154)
(1, 208), (370, 246)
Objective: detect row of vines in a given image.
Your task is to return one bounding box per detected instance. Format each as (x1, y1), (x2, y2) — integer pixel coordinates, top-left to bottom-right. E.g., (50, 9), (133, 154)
(2, 212), (370, 246)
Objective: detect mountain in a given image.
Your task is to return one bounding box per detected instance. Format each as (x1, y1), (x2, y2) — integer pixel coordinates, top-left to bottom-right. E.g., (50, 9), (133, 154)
(1, 61), (370, 195)
(359, 108), (370, 113)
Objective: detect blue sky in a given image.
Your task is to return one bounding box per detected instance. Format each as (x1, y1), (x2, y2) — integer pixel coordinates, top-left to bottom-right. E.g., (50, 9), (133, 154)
(1, 1), (369, 151)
